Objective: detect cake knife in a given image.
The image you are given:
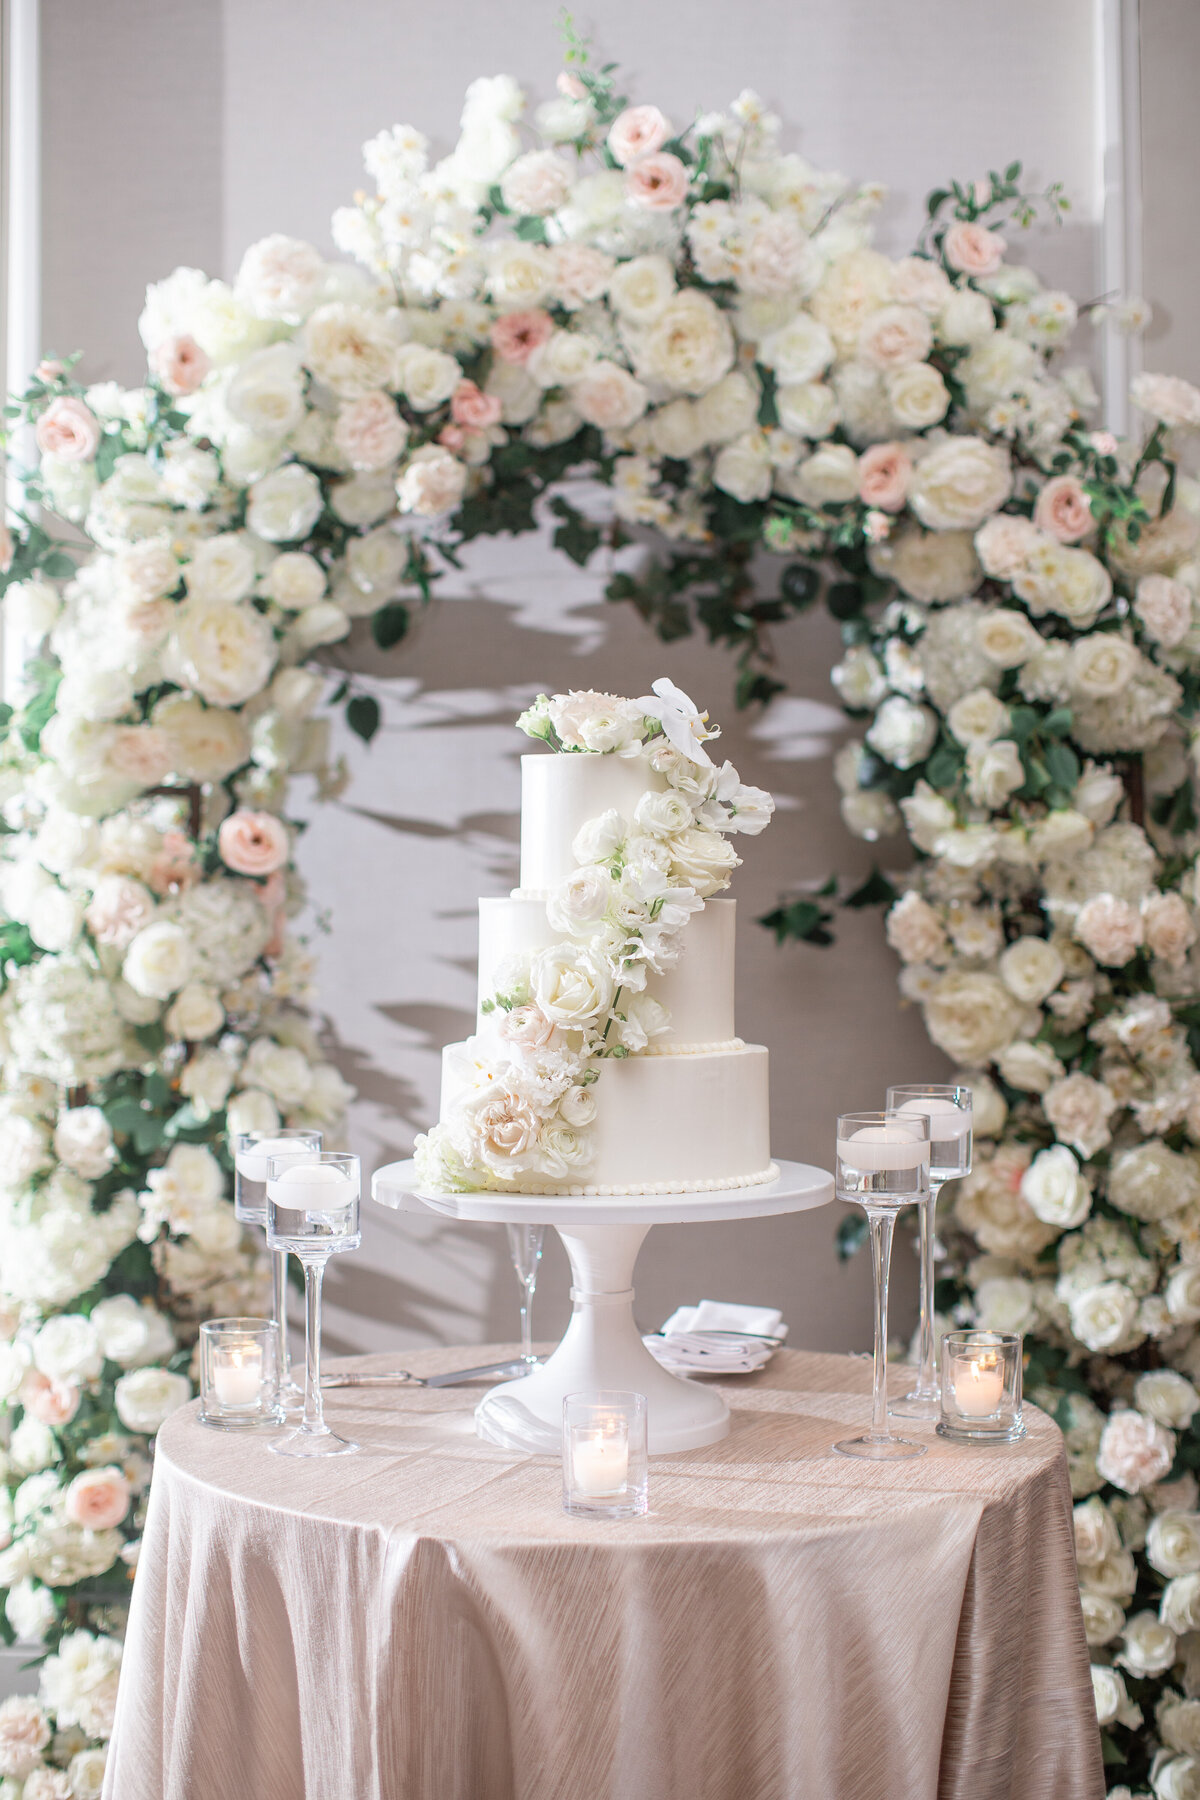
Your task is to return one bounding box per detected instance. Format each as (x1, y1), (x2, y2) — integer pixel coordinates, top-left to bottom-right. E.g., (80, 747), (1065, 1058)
(321, 1357), (528, 1389)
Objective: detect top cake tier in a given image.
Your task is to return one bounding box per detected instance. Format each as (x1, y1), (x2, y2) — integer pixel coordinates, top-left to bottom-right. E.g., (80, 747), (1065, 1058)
(519, 750), (668, 890)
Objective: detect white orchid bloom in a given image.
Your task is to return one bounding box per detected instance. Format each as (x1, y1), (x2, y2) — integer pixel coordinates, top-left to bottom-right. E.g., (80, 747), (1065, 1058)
(639, 677), (718, 765)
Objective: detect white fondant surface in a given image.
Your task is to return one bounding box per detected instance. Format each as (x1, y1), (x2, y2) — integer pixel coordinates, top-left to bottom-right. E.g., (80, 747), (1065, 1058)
(519, 751), (667, 889)
(476, 895), (736, 1046)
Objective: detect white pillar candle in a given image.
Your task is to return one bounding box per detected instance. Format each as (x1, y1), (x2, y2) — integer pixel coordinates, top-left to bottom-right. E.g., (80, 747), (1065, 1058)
(836, 1124), (928, 1172)
(895, 1097), (971, 1140)
(213, 1343), (263, 1407)
(572, 1430), (629, 1496)
(270, 1162), (357, 1209)
(952, 1354), (1005, 1417)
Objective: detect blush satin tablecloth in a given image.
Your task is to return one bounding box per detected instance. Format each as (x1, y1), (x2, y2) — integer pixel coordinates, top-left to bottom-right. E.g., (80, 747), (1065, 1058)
(102, 1347), (1103, 1800)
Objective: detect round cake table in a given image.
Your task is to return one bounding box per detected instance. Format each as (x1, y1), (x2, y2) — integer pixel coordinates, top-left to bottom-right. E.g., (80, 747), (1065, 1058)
(101, 1349), (1104, 1800)
(372, 1157), (832, 1453)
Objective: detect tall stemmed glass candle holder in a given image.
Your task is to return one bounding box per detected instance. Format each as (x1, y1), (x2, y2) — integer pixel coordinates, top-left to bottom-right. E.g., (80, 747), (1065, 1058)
(266, 1152), (361, 1458)
(835, 1110), (930, 1461)
(506, 1223), (545, 1365)
(233, 1128), (322, 1412)
(884, 1085), (972, 1422)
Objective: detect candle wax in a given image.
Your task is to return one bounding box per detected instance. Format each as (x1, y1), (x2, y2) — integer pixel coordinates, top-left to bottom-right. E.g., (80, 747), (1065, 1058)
(836, 1124), (929, 1172)
(235, 1137), (312, 1180)
(952, 1356), (1005, 1417)
(269, 1163), (358, 1212)
(572, 1431), (629, 1496)
(895, 1097), (971, 1139)
(213, 1344), (263, 1407)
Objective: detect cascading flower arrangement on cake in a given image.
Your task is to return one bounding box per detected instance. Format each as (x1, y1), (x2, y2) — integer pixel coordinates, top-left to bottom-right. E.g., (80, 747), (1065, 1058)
(414, 677), (773, 1195)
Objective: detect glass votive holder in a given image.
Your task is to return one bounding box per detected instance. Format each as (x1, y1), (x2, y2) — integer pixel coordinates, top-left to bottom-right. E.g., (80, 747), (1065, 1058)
(936, 1331), (1026, 1444)
(563, 1391), (648, 1520)
(199, 1318), (284, 1430)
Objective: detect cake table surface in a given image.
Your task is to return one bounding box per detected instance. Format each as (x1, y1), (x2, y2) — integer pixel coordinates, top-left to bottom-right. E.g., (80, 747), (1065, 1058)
(371, 1158), (834, 1454)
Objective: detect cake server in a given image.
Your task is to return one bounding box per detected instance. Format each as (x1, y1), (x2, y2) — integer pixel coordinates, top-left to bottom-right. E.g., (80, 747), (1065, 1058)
(321, 1357), (528, 1389)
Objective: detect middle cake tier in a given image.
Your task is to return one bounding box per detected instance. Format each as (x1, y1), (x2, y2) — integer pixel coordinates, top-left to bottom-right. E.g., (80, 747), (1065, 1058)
(477, 894), (736, 1048)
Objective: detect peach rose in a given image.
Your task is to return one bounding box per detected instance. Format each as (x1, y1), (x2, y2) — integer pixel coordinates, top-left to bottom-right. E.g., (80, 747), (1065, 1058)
(550, 244), (613, 308)
(490, 311), (554, 366)
(1034, 475), (1093, 543)
(218, 810), (289, 877)
(571, 362), (648, 431)
(149, 334), (211, 397)
(106, 726), (173, 786)
(438, 424), (466, 451)
(36, 359), (65, 382)
(1096, 1409), (1175, 1494)
(1144, 891), (1196, 967)
(857, 442), (912, 513)
(332, 392), (408, 471)
(943, 221), (1006, 277)
(35, 396), (101, 462)
(22, 1370), (80, 1427)
(0, 525), (12, 574)
(85, 875), (157, 949)
(625, 152), (689, 211)
(450, 380), (503, 429)
(1076, 893), (1144, 967)
(607, 104), (672, 167)
(64, 1466), (131, 1532)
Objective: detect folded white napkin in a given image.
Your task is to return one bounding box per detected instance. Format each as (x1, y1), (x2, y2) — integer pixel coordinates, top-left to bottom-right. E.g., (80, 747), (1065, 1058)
(644, 1299), (787, 1375)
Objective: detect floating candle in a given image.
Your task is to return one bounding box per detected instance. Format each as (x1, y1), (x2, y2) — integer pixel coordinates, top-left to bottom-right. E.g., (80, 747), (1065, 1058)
(895, 1096), (971, 1140)
(835, 1123), (929, 1172)
(235, 1136), (310, 1181)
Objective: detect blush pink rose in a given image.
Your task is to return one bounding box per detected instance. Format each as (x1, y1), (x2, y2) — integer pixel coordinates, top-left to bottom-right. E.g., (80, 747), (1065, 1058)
(332, 392), (409, 471)
(149, 334), (211, 397)
(943, 221), (1006, 278)
(438, 424), (466, 451)
(499, 1004), (560, 1052)
(1096, 1409), (1175, 1494)
(106, 726), (173, 786)
(35, 396), (101, 462)
(85, 875), (156, 949)
(22, 1370), (81, 1427)
(0, 525), (12, 574)
(147, 829), (197, 897)
(550, 244), (613, 308)
(218, 809), (290, 877)
(607, 104), (672, 166)
(857, 442), (913, 513)
(64, 1466), (131, 1532)
(625, 152), (689, 211)
(450, 380), (503, 429)
(1090, 430), (1118, 457)
(489, 311), (555, 366)
(1034, 474), (1093, 543)
(557, 71), (587, 100)
(36, 359), (65, 382)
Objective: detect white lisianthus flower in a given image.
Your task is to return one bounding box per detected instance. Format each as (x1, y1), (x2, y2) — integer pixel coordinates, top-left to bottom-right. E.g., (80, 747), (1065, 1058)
(123, 921), (194, 1000)
(909, 438), (1013, 531)
(865, 696), (938, 770)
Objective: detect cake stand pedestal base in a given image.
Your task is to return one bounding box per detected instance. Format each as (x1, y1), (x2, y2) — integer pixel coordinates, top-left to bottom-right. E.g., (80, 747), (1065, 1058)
(371, 1160), (833, 1457)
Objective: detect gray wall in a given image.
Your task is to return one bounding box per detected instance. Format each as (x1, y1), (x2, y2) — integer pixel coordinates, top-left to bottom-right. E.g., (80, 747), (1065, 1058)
(25, 0), (1181, 1360)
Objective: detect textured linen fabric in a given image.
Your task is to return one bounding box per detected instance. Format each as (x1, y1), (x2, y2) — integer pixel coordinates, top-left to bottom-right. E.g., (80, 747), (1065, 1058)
(102, 1348), (1103, 1800)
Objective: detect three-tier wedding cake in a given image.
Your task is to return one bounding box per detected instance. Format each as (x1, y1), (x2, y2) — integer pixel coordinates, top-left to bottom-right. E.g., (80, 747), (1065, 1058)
(413, 679), (778, 1197)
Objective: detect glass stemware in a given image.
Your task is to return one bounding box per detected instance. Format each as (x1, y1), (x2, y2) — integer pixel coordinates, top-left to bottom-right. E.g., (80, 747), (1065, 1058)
(233, 1128), (322, 1414)
(885, 1084), (973, 1422)
(506, 1223), (545, 1365)
(834, 1109), (930, 1461)
(266, 1151), (361, 1458)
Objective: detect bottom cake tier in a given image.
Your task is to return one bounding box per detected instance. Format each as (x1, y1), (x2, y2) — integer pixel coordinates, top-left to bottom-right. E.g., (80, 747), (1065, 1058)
(438, 1040), (775, 1195)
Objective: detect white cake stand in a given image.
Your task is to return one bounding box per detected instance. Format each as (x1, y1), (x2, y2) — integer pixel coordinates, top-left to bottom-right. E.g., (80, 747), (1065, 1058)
(371, 1159), (833, 1455)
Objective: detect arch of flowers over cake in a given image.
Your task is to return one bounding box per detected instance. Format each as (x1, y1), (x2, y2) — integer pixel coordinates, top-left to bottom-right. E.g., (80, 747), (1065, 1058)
(0, 28), (1191, 1793)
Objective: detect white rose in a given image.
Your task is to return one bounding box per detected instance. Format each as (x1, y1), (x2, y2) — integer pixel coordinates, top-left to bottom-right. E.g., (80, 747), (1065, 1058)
(996, 1039), (1064, 1093)
(1136, 1373), (1200, 1432)
(649, 398), (706, 459)
(1136, 573), (1193, 648)
(166, 600), (276, 708)
(236, 232), (325, 320)
(90, 1295), (173, 1370)
(396, 445), (467, 516)
(1075, 893), (1144, 967)
(5, 1578), (57, 1645)
(973, 1275), (1036, 1333)
(1075, 1496), (1122, 1566)
(329, 470), (397, 526)
(640, 291), (734, 395)
(871, 525), (980, 604)
(113, 1366), (191, 1435)
(532, 944), (615, 1027)
(758, 313), (834, 385)
(1068, 1281), (1138, 1352)
(225, 1089), (281, 1137)
(52, 1108), (114, 1180)
(947, 688), (1009, 747)
(790, 442), (860, 505)
(7, 577), (61, 637)
(1098, 1409), (1177, 1493)
(966, 737), (1024, 809)
(1021, 1144), (1092, 1230)
(1154, 1754), (1200, 1800)
(831, 646), (888, 711)
(151, 694), (250, 782)
(33, 1313), (101, 1383)
(1168, 1264), (1200, 1328)
(1162, 1577), (1200, 1637)
(923, 970), (1023, 1064)
(1000, 937), (1064, 1004)
(572, 809), (626, 865)
(123, 921), (194, 1000)
(1117, 1607), (1179, 1676)
(608, 254), (676, 324)
(865, 696), (937, 769)
(571, 362), (648, 432)
(1014, 541), (1113, 629)
(884, 362), (950, 429)
(841, 789), (902, 840)
(858, 304), (933, 369)
(301, 302), (397, 397)
(525, 329), (598, 390)
(500, 148), (572, 216)
(776, 381), (840, 439)
(184, 534), (256, 605)
(910, 438), (1013, 531)
(708, 431), (771, 504)
(224, 344), (305, 439)
(634, 790), (694, 838)
(163, 983), (225, 1041)
(1073, 763), (1125, 826)
(262, 551), (326, 610)
(27, 886), (83, 953)
(976, 608), (1041, 668)
(242, 1037), (313, 1108)
(665, 827), (739, 897)
(1068, 634), (1141, 700)
(395, 343), (461, 413)
(486, 242), (553, 310)
(545, 866), (615, 937)
(1148, 1510), (1200, 1577)
(246, 464), (323, 542)
(939, 288), (997, 347)
(1043, 1074), (1116, 1160)
(691, 372), (761, 447)
(1080, 1593), (1125, 1647)
(1160, 1696), (1200, 1760)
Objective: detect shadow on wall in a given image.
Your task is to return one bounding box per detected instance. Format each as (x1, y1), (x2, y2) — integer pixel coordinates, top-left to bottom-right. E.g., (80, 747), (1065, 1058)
(295, 565), (941, 1361)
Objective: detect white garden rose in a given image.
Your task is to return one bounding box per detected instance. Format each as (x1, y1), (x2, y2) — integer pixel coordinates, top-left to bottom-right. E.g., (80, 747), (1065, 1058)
(665, 827), (739, 897)
(33, 1314), (101, 1384)
(112, 1366), (191, 1435)
(1080, 1592), (1125, 1647)
(1160, 1696), (1200, 1759)
(224, 344), (306, 439)
(395, 343), (461, 412)
(1021, 1145), (1092, 1229)
(246, 463), (324, 542)
(1149, 1512), (1200, 1578)
(1043, 1073), (1117, 1158)
(500, 148), (572, 216)
(225, 1089), (281, 1137)
(996, 1039), (1064, 1093)
(999, 937), (1064, 1004)
(571, 362), (648, 431)
(634, 790), (694, 838)
(1167, 1265), (1200, 1328)
(909, 438), (1012, 531)
(865, 696), (938, 769)
(1075, 1496), (1122, 1566)
(976, 608), (1042, 668)
(608, 254), (676, 323)
(301, 302), (397, 396)
(871, 526), (979, 604)
(262, 551), (327, 609)
(789, 442), (859, 506)
(532, 944), (615, 1027)
(831, 646), (887, 711)
(184, 534), (256, 605)
(39, 1630), (124, 1740)
(396, 445), (468, 516)
(1068, 634), (1141, 700)
(1091, 1664), (1138, 1730)
(122, 921), (194, 1000)
(758, 313), (834, 385)
(939, 288), (997, 347)
(1117, 1609), (1180, 1677)
(1099, 1409), (1177, 1493)
(776, 381), (840, 439)
(641, 291), (735, 395)
(947, 688), (1008, 747)
(884, 362), (950, 429)
(166, 600), (276, 708)
(1014, 540), (1113, 628)
(885, 892), (947, 965)
(1154, 1754), (1200, 1800)
(973, 1275), (1036, 1333)
(1163, 1577), (1200, 1637)
(924, 970), (1023, 1064)
(52, 1108), (114, 1180)
(1075, 893), (1144, 966)
(1136, 1374), (1200, 1432)
(965, 737), (1023, 809)
(236, 232), (325, 320)
(89, 1295), (173, 1370)
(1068, 1281), (1139, 1352)
(713, 432), (774, 504)
(1109, 1141), (1200, 1223)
